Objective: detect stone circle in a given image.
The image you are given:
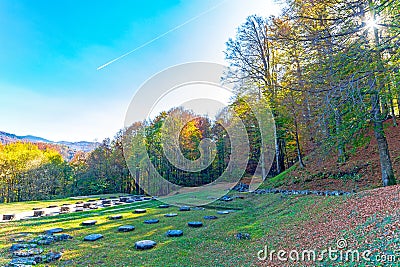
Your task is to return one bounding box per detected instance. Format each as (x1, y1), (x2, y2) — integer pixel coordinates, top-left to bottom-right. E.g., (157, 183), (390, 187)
(219, 196), (233, 202)
(109, 214), (123, 220)
(45, 228), (63, 235)
(188, 221), (203, 228)
(134, 209), (147, 214)
(84, 234), (103, 241)
(166, 230), (183, 237)
(204, 215), (218, 220)
(217, 211), (230, 215)
(118, 225), (135, 232)
(144, 219), (159, 224)
(81, 220), (97, 226)
(164, 213), (178, 217)
(135, 240), (157, 250)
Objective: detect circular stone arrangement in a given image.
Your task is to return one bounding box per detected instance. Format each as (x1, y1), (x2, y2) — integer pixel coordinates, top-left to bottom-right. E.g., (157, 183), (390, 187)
(187, 221), (203, 228)
(81, 220), (97, 226)
(134, 209), (147, 214)
(144, 219), (159, 224)
(118, 225), (135, 232)
(135, 240), (157, 250)
(166, 230), (183, 237)
(164, 213), (178, 217)
(203, 215), (218, 220)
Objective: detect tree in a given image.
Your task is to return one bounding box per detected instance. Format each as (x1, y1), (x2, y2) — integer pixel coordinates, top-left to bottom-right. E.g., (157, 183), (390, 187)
(225, 15), (286, 175)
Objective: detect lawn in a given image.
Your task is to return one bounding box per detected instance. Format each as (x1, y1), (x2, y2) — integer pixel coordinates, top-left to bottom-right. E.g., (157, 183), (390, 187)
(0, 192), (341, 266)
(1, 186), (398, 266)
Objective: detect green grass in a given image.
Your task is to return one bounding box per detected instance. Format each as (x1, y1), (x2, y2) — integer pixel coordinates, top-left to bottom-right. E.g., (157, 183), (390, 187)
(0, 192), (345, 266)
(258, 164), (298, 189)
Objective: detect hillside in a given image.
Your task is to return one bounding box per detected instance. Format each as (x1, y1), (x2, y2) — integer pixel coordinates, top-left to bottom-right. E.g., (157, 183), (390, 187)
(262, 122), (400, 193)
(0, 186), (398, 266)
(0, 131), (99, 161)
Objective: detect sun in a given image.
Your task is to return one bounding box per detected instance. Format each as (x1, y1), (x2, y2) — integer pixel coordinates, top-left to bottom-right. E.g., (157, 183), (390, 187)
(365, 18), (379, 30)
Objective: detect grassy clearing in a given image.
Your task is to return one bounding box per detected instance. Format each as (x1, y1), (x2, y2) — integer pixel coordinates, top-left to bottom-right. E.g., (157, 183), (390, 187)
(258, 164), (298, 189)
(0, 192), (346, 266)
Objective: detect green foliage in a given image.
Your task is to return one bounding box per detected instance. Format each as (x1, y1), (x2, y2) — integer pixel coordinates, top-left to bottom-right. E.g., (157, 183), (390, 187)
(0, 143), (71, 202)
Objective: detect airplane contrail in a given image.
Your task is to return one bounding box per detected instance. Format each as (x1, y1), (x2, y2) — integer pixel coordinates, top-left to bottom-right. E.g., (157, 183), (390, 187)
(97, 0), (229, 70)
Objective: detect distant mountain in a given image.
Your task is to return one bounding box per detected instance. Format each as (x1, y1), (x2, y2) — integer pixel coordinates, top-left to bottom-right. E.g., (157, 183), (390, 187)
(57, 141), (99, 153)
(0, 131), (100, 160)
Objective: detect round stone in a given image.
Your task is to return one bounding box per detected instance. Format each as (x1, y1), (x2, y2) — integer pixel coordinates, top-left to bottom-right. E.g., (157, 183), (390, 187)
(164, 213), (178, 217)
(144, 219), (159, 224)
(179, 206), (190, 211)
(188, 221), (203, 228)
(235, 232), (251, 240)
(33, 210), (45, 217)
(3, 214), (15, 220)
(84, 234), (103, 241)
(217, 211), (230, 215)
(204, 215), (218, 220)
(81, 220), (97, 226)
(219, 196), (233, 202)
(135, 240), (156, 250)
(118, 225), (135, 232)
(158, 204), (170, 209)
(109, 214), (123, 220)
(45, 228), (63, 235)
(134, 209), (147, 214)
(166, 230), (183, 237)
(192, 207), (205, 211)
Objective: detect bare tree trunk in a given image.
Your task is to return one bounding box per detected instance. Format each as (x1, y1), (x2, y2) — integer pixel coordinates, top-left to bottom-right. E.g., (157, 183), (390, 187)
(261, 152), (267, 181)
(135, 166), (140, 195)
(294, 118), (305, 168)
(368, 0), (396, 186)
(387, 82), (397, 126)
(335, 110), (346, 162)
(397, 93), (400, 118)
(371, 94), (396, 186)
(273, 124), (285, 174)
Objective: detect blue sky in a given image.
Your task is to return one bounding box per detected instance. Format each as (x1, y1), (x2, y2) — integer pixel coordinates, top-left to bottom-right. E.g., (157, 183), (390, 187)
(0, 0), (279, 142)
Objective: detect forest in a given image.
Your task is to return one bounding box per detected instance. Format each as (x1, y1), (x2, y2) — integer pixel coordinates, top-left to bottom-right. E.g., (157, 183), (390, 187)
(0, 0), (399, 203)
